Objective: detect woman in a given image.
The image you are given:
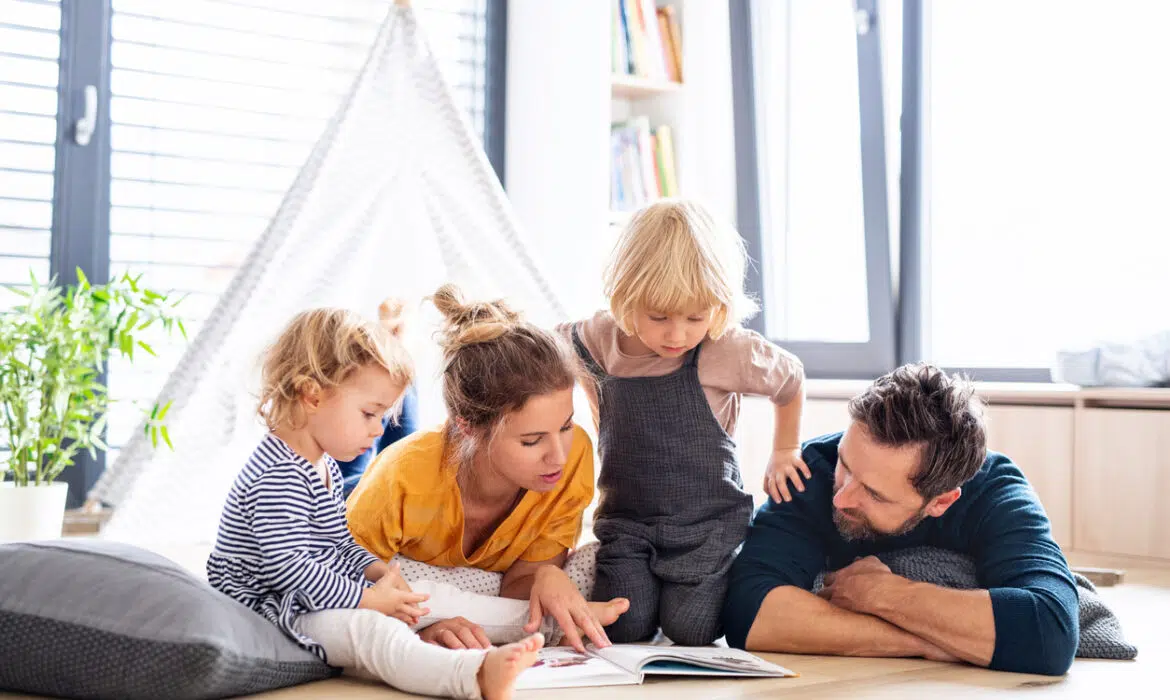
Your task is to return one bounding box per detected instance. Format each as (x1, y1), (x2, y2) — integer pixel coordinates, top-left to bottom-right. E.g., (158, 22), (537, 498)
(347, 284), (627, 652)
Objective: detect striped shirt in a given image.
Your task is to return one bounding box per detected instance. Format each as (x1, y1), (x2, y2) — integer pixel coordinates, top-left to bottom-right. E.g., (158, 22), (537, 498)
(207, 434), (381, 656)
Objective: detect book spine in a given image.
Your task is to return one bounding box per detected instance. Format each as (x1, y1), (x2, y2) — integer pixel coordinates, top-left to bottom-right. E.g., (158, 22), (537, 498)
(662, 5), (683, 83)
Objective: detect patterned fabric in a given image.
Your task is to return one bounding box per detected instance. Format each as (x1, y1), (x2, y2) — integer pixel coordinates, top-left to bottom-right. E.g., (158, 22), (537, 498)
(812, 547), (1138, 660)
(91, 2), (567, 544)
(0, 540), (333, 700)
(392, 541), (599, 599)
(346, 426), (595, 571)
(573, 328), (754, 646)
(207, 434), (381, 658)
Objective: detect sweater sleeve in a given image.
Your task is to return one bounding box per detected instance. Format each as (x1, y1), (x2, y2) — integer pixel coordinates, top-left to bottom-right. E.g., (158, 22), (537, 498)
(723, 452), (831, 648)
(968, 457), (1080, 676)
(251, 468), (365, 611)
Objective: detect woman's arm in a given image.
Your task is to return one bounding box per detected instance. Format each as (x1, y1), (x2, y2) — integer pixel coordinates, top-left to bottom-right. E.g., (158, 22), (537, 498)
(499, 552), (566, 599)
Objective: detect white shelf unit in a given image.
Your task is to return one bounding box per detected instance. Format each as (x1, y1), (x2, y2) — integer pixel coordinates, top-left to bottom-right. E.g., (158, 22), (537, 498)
(608, 0), (687, 225)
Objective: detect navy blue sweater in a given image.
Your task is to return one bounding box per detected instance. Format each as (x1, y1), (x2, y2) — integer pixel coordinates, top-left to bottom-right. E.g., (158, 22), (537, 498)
(723, 433), (1079, 676)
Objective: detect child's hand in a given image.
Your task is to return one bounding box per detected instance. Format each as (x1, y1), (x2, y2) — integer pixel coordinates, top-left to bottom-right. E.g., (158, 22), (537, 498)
(363, 560), (412, 592)
(360, 573), (430, 625)
(764, 447), (812, 503)
(384, 561), (412, 592)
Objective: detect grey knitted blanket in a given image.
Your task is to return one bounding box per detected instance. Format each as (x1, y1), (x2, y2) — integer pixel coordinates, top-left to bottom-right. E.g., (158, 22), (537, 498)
(813, 547), (1137, 660)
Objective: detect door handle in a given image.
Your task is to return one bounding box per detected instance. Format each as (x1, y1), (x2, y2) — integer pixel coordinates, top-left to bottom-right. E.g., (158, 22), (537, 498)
(74, 84), (97, 146)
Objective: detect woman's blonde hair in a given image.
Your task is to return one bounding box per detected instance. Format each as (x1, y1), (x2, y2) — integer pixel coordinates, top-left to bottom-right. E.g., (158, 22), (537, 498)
(257, 303), (414, 431)
(430, 284), (587, 468)
(604, 198), (758, 339)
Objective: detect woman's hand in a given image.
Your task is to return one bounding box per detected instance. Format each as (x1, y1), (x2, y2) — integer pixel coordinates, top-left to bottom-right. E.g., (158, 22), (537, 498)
(418, 617), (492, 649)
(524, 565), (610, 652)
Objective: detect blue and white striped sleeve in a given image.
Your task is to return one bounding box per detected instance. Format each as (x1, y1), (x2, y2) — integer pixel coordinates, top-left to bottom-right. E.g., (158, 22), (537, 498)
(250, 468), (365, 610)
(337, 537), (382, 580)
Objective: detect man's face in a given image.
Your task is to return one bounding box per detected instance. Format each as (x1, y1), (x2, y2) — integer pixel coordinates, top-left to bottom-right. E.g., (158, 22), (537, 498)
(831, 423), (959, 541)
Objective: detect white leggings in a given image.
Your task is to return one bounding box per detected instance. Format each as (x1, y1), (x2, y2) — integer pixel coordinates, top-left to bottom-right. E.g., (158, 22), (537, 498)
(292, 543), (599, 697)
(295, 608), (485, 699)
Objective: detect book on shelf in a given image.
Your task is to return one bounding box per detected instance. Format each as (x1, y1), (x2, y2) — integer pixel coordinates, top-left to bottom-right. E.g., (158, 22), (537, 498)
(612, 0), (683, 83)
(611, 116), (678, 212)
(514, 644), (798, 691)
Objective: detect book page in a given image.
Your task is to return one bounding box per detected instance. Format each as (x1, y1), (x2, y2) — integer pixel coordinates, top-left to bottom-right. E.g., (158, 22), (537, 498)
(513, 647), (639, 691)
(592, 645), (798, 678)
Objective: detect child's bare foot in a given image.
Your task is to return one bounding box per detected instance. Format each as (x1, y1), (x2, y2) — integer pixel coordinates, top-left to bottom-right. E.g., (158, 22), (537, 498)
(477, 633), (543, 700)
(587, 597), (629, 628)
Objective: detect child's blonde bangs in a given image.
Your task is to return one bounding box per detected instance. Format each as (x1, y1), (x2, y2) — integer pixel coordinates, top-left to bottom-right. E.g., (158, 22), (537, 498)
(604, 199), (757, 338)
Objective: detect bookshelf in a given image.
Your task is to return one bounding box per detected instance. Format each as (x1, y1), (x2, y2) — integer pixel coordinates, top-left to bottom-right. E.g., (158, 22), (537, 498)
(611, 74), (683, 100)
(609, 0), (685, 223)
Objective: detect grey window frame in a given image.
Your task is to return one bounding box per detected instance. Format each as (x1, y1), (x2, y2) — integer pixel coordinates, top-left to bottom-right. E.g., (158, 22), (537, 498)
(729, 0), (897, 380)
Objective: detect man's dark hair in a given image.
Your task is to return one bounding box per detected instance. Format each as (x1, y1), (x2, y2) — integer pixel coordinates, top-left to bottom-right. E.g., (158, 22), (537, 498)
(847, 363), (987, 499)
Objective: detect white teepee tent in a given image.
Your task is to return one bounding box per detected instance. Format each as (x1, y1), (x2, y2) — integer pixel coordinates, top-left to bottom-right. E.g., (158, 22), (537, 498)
(88, 2), (566, 543)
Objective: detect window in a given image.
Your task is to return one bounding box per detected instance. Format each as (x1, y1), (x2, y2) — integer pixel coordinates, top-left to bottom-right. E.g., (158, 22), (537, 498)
(731, 0), (896, 378)
(0, 0), (61, 306)
(922, 0), (1170, 371)
(0, 0), (505, 503)
(736, 0), (1167, 380)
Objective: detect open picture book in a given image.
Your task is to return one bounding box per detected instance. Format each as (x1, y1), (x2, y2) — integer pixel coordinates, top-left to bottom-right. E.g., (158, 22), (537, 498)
(514, 644), (798, 690)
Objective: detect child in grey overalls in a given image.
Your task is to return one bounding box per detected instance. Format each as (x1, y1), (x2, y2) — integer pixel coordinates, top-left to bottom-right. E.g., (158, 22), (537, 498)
(560, 199), (808, 645)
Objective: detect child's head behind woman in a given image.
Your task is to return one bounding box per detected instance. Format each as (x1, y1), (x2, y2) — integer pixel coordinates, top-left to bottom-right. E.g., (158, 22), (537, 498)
(432, 283), (587, 493)
(604, 198), (757, 358)
(258, 305), (413, 462)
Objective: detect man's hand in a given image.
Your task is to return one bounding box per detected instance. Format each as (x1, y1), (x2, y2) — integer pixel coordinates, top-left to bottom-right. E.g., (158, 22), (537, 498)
(817, 556), (895, 615)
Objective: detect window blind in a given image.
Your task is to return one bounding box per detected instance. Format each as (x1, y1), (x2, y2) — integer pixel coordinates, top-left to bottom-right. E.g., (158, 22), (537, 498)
(0, 0), (61, 308)
(102, 0), (492, 453)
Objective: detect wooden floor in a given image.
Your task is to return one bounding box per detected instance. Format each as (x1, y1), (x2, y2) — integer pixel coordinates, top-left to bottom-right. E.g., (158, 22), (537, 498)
(4, 549), (1165, 699)
(247, 567), (1169, 698)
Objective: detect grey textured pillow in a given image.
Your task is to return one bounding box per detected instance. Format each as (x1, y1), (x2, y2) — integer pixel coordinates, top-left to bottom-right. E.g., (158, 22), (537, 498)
(0, 539), (335, 700)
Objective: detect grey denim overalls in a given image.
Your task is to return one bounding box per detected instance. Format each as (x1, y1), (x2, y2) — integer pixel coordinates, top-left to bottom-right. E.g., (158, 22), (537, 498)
(573, 327), (753, 645)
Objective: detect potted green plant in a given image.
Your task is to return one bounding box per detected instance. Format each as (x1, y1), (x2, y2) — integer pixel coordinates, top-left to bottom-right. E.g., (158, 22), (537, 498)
(0, 269), (185, 542)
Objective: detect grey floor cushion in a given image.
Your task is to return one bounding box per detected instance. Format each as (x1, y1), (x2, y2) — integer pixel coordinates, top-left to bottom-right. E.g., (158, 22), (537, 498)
(0, 539), (336, 700)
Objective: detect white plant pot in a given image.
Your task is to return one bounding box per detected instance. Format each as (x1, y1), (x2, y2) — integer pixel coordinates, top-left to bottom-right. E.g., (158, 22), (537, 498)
(0, 481), (69, 542)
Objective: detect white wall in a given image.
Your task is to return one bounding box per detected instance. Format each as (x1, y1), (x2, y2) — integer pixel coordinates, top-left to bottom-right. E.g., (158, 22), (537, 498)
(674, 0), (738, 225)
(505, 0), (610, 319)
(505, 0), (740, 317)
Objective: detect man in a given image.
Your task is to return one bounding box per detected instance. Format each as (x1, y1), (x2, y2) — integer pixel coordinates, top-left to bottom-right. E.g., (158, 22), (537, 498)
(723, 363), (1079, 676)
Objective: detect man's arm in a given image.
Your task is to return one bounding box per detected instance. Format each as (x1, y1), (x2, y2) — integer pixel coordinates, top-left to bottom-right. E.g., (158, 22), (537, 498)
(723, 473), (944, 659)
(817, 557), (990, 665)
(746, 584), (949, 659)
(871, 580), (994, 665)
(967, 458), (1080, 676)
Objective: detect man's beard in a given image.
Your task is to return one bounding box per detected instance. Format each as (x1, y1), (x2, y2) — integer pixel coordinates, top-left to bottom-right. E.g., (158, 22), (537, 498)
(832, 505), (928, 542)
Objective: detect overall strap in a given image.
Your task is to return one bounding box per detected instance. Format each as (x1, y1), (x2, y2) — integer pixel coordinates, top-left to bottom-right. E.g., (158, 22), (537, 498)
(570, 323), (607, 381)
(686, 341), (704, 368)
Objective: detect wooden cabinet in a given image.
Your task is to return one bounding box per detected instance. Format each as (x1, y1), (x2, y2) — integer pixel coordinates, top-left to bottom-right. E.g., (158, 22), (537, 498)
(984, 405), (1074, 549)
(1074, 408), (1170, 559)
(735, 398), (851, 507)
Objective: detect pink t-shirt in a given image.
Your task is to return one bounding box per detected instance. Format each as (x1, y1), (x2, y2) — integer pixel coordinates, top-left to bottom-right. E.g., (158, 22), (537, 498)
(559, 311), (804, 435)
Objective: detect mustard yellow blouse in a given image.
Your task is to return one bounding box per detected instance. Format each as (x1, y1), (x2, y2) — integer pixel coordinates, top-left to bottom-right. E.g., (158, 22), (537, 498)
(345, 425), (594, 572)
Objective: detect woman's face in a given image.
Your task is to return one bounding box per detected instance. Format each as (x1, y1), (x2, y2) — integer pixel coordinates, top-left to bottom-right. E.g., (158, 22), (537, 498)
(480, 387), (576, 493)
